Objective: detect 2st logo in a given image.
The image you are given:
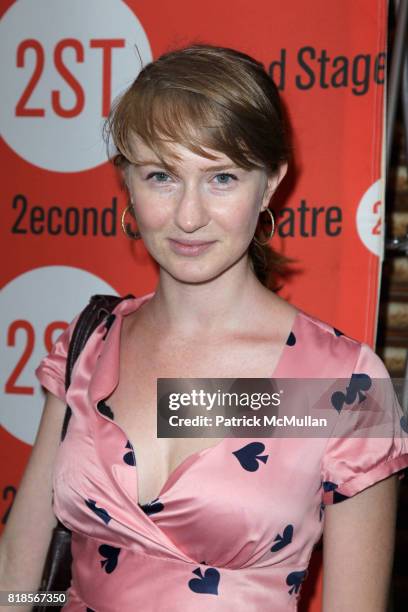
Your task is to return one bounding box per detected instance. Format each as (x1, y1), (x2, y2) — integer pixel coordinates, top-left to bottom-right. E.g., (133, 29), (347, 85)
(16, 38), (124, 119)
(5, 319), (68, 395)
(356, 179), (383, 256)
(0, 0), (152, 172)
(0, 266), (116, 445)
(371, 199), (381, 236)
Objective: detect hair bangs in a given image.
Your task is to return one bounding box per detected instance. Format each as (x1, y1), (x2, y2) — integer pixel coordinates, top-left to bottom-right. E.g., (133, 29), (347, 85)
(109, 84), (264, 172)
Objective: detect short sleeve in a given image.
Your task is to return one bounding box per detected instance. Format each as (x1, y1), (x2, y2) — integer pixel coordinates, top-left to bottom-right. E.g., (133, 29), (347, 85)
(35, 314), (80, 403)
(321, 342), (408, 504)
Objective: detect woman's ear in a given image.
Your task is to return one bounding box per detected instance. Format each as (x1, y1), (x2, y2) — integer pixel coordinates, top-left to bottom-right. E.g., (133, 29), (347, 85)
(261, 162), (288, 210)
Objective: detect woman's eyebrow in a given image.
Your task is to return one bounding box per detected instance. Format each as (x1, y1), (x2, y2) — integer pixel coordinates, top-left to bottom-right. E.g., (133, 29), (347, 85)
(132, 160), (166, 167)
(199, 164), (240, 172)
(131, 161), (239, 172)
(131, 159), (176, 173)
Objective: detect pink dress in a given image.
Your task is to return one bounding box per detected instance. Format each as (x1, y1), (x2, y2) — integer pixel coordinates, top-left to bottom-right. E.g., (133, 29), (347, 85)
(35, 292), (408, 611)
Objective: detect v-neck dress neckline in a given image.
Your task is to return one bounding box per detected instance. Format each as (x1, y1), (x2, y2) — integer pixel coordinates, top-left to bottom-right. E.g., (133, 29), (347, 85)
(89, 292), (301, 510)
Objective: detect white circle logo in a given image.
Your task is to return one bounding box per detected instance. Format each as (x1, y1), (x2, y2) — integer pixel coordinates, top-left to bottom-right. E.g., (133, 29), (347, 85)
(0, 266), (117, 445)
(356, 179), (384, 257)
(0, 0), (152, 173)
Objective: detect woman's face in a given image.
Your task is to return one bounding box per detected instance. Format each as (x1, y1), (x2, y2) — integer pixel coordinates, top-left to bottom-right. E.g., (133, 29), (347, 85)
(126, 136), (286, 284)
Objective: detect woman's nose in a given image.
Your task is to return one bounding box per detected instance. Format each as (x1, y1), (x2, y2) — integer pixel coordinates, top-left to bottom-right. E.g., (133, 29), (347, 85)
(174, 183), (210, 233)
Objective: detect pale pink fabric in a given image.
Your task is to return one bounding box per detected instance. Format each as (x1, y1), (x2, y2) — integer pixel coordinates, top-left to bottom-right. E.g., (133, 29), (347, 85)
(35, 293), (408, 611)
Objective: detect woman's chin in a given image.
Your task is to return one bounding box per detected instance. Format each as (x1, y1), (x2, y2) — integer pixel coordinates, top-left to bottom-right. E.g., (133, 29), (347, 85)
(166, 269), (222, 285)
(160, 260), (230, 285)
(162, 256), (247, 285)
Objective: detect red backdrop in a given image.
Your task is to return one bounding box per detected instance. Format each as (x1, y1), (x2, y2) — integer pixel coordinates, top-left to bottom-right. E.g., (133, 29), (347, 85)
(0, 1), (387, 609)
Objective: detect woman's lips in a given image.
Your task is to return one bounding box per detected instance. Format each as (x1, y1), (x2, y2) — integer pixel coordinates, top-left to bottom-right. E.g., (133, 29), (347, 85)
(168, 238), (216, 256)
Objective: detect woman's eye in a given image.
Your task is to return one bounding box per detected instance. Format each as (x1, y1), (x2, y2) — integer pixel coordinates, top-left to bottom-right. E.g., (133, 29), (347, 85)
(214, 173), (237, 185)
(146, 171), (171, 182)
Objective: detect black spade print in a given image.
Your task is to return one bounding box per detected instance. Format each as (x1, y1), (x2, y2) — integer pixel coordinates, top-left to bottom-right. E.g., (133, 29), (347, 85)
(97, 400), (114, 420)
(232, 442), (269, 472)
(286, 331), (296, 346)
(319, 502), (325, 521)
(333, 491), (349, 503)
(102, 314), (116, 340)
(333, 327), (344, 337)
(322, 481), (349, 503)
(85, 499), (112, 524)
(401, 415), (408, 433)
(123, 440), (135, 466)
(322, 481), (338, 493)
(286, 569), (308, 595)
(270, 524), (294, 552)
(331, 373), (372, 413)
(98, 544), (121, 574)
(188, 567), (220, 595)
(139, 498), (164, 515)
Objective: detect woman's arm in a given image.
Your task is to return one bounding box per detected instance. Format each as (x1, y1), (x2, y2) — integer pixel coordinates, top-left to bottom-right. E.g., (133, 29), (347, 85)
(322, 474), (400, 612)
(0, 392), (66, 612)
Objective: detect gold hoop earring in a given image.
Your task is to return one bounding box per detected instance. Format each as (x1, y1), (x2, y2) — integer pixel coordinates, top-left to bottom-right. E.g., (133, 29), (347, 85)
(253, 207), (275, 246)
(121, 204), (141, 240)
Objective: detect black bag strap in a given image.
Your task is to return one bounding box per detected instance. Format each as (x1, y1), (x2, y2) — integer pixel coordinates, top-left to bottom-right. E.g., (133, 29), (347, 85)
(60, 293), (134, 442)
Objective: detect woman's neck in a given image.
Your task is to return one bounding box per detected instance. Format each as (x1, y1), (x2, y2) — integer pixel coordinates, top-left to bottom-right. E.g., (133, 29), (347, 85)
(144, 258), (275, 338)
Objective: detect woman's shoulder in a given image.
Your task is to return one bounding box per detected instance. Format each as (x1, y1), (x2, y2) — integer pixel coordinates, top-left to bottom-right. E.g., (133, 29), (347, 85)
(296, 308), (359, 344)
(288, 306), (387, 378)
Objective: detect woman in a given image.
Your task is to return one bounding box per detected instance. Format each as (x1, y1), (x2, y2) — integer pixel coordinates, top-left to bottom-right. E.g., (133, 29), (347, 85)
(1, 44), (408, 612)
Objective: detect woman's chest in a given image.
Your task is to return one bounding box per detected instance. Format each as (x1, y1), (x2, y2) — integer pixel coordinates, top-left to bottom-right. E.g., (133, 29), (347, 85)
(105, 359), (240, 505)
(103, 341), (286, 506)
